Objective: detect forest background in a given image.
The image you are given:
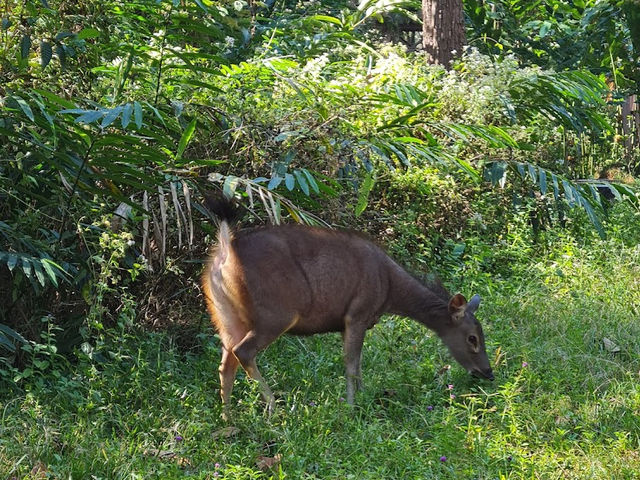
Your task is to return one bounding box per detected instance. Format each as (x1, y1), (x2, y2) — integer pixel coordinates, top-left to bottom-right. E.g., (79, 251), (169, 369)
(1, 0), (640, 478)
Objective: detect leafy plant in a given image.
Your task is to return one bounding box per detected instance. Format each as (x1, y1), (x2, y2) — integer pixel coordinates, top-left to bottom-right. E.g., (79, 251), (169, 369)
(1, 0), (637, 379)
(465, 0), (636, 88)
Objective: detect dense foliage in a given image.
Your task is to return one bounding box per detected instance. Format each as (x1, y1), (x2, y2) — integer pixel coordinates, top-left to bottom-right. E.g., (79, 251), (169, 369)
(1, 0), (640, 477)
(466, 0), (639, 87)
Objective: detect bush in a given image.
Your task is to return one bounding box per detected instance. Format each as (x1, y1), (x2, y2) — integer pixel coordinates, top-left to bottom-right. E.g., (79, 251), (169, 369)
(1, 0), (636, 380)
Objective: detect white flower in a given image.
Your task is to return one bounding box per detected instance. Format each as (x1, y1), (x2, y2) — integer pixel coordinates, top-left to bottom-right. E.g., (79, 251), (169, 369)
(301, 53), (330, 78)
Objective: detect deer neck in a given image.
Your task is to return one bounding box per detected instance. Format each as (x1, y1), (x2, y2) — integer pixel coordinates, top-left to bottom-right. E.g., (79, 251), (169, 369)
(386, 263), (449, 334)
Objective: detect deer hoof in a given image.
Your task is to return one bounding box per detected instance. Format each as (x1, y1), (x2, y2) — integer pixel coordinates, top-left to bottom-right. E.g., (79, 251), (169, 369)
(265, 397), (276, 417)
(221, 406), (232, 422)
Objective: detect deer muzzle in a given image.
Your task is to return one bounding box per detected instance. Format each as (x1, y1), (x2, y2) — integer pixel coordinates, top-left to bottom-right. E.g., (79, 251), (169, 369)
(471, 368), (494, 381)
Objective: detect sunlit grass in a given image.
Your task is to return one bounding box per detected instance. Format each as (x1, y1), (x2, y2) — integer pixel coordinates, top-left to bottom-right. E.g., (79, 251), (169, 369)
(2, 239), (640, 479)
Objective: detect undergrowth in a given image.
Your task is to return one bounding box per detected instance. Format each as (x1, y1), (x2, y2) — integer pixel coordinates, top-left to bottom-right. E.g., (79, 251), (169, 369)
(2, 235), (639, 479)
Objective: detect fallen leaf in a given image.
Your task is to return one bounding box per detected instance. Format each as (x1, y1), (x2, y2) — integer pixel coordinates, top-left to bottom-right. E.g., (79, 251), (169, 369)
(212, 426), (240, 439)
(603, 337), (621, 353)
(29, 462), (47, 479)
(256, 453), (282, 471)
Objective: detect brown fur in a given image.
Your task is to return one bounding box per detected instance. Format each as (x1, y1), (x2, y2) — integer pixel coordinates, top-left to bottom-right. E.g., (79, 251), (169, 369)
(202, 217), (493, 417)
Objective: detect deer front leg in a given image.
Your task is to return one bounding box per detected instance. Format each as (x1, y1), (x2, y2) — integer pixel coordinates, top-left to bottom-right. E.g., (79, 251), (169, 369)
(342, 319), (367, 404)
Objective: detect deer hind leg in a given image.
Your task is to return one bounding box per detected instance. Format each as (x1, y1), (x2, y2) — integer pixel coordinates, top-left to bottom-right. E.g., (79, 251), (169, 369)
(342, 317), (368, 405)
(232, 329), (281, 415)
(219, 346), (240, 421)
(231, 313), (299, 415)
(212, 299), (249, 420)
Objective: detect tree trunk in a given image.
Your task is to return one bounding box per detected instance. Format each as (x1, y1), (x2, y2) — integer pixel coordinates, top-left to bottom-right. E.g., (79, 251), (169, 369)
(622, 1), (640, 92)
(422, 0), (465, 68)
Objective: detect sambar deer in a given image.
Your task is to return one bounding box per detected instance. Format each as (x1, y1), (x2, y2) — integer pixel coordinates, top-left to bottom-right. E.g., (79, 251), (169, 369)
(201, 197), (493, 417)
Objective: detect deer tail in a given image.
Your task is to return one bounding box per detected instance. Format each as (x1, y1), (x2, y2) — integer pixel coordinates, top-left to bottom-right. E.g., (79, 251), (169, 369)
(203, 193), (243, 224)
(201, 194), (244, 332)
(203, 193), (243, 253)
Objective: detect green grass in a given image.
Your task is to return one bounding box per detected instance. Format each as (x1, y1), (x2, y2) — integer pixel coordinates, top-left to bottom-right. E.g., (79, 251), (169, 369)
(2, 238), (640, 479)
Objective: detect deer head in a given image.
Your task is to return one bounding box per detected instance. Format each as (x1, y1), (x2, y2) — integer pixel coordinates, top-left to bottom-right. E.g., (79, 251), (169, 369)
(439, 294), (493, 380)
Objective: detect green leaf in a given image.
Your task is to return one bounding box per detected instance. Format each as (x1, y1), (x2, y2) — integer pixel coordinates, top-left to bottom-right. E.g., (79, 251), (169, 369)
(0, 323), (27, 344)
(176, 118), (197, 160)
(77, 28), (100, 39)
(0, 323), (27, 351)
(453, 157), (480, 182)
(368, 143), (391, 165)
(21, 258), (33, 279)
(75, 110), (104, 124)
(309, 14), (343, 25)
(5, 254), (18, 272)
(551, 173), (560, 200)
(34, 89), (76, 109)
(133, 101), (143, 129)
(121, 103), (133, 129)
(575, 189), (605, 238)
(538, 168), (547, 195)
(539, 21), (552, 38)
(609, 183), (638, 202)
(33, 262), (46, 287)
(452, 243), (466, 258)
(42, 258), (65, 287)
(194, 0), (208, 12)
(0, 335), (15, 352)
(101, 106), (123, 128)
(274, 131), (301, 142)
(56, 44), (66, 70)
(587, 184), (602, 208)
(59, 108), (93, 114)
(33, 359), (50, 370)
(20, 34), (31, 60)
(293, 170), (310, 195)
(485, 162), (507, 188)
(40, 259), (59, 287)
(40, 41), (53, 68)
(18, 368), (34, 380)
(55, 31), (75, 41)
(385, 141), (410, 166)
(285, 173), (295, 191)
(355, 171), (375, 217)
(301, 169), (320, 194)
(562, 180), (575, 206)
(13, 96), (34, 121)
(268, 175), (282, 190)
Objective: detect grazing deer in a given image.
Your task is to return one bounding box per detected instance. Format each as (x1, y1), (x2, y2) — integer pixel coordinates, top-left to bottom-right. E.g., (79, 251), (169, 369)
(201, 197), (493, 417)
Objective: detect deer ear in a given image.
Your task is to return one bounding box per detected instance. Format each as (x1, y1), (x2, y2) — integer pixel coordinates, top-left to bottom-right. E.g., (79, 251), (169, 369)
(466, 294), (481, 314)
(448, 293), (467, 322)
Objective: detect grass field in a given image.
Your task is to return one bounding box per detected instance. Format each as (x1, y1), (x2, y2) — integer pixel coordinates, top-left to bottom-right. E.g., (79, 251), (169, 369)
(2, 238), (640, 479)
